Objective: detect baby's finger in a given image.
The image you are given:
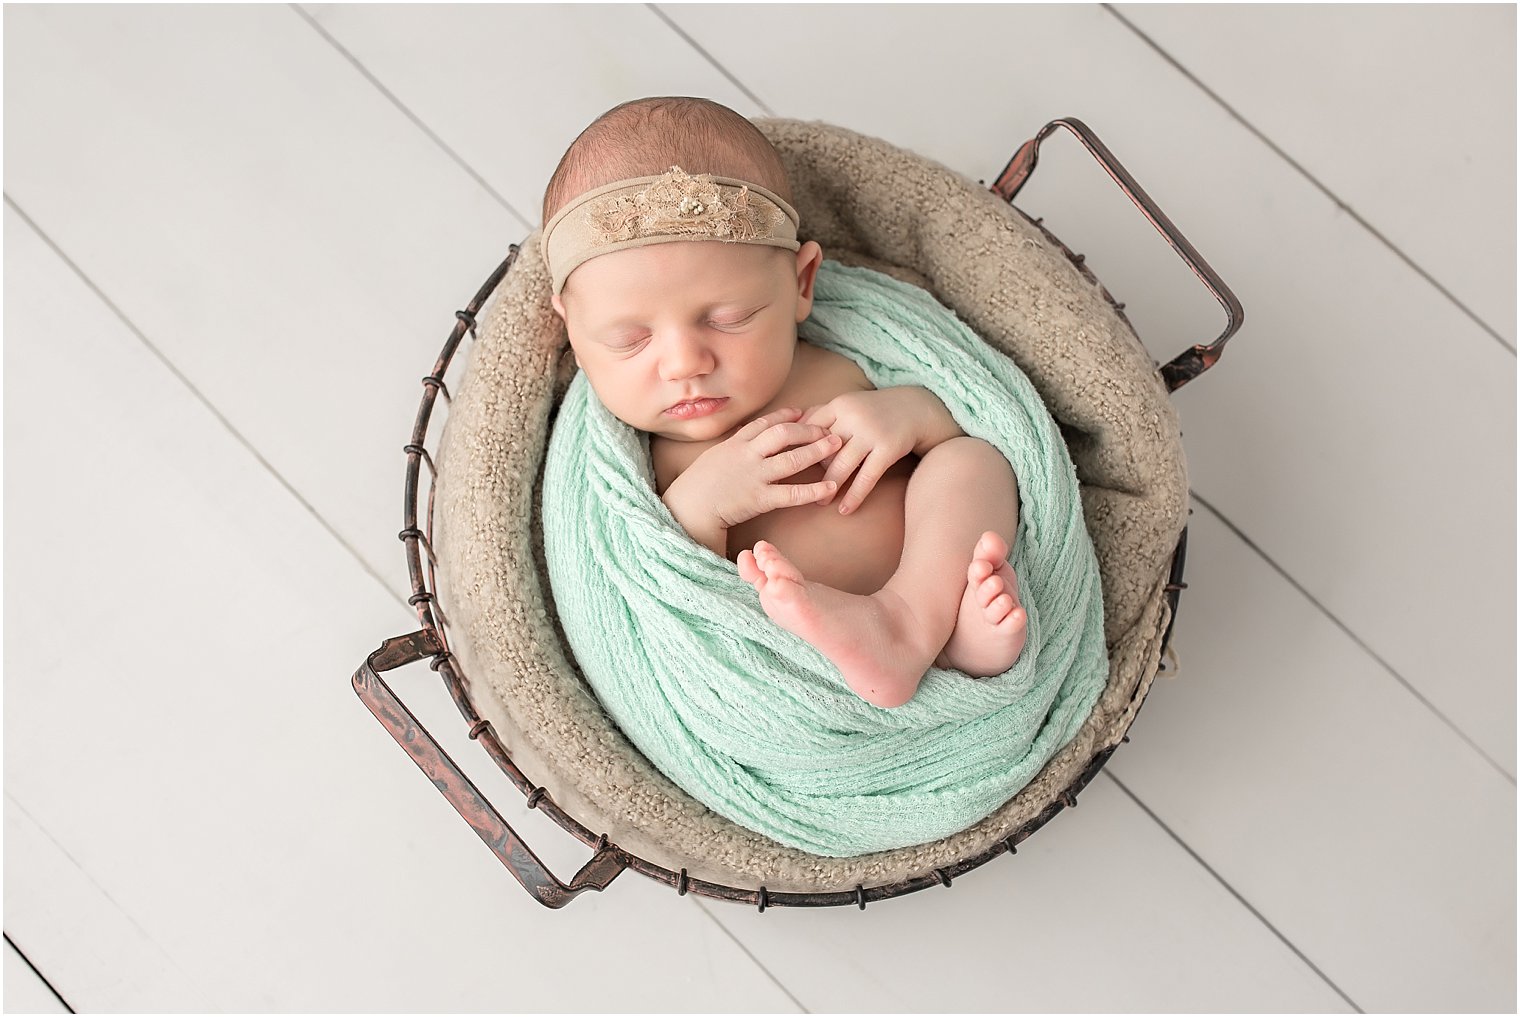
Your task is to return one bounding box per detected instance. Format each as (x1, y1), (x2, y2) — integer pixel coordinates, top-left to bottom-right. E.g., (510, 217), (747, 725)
(800, 404), (835, 430)
(767, 479), (838, 511)
(734, 407), (803, 442)
(819, 437), (870, 500)
(762, 432), (841, 479)
(838, 449), (891, 515)
(753, 422), (832, 458)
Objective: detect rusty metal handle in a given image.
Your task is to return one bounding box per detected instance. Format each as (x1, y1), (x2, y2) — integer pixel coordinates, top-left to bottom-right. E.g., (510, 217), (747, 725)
(351, 630), (627, 908)
(991, 116), (1244, 393)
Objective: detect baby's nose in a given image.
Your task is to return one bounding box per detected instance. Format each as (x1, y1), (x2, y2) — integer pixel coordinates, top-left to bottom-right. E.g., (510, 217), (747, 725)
(658, 332), (715, 380)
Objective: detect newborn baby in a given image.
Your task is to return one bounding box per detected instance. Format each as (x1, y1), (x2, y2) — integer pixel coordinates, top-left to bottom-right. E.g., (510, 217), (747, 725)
(543, 97), (1027, 708)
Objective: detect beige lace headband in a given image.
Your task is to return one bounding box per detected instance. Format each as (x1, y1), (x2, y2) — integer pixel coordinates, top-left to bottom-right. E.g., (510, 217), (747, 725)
(541, 166), (801, 294)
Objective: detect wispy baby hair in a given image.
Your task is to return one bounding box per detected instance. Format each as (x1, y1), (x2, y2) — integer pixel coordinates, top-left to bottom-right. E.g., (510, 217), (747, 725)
(541, 96), (792, 229)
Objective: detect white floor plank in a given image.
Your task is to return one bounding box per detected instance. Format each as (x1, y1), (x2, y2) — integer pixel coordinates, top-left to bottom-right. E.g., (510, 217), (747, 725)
(6, 801), (212, 1013)
(299, 2), (763, 225)
(1116, 504), (1516, 1012)
(3, 938), (71, 1015)
(706, 776), (1353, 1013)
(660, 0), (1518, 778)
(1117, 2), (1517, 347)
(2, 205), (801, 1013)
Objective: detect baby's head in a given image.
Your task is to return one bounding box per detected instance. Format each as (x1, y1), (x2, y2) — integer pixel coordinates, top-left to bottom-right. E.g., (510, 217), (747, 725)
(542, 97), (823, 443)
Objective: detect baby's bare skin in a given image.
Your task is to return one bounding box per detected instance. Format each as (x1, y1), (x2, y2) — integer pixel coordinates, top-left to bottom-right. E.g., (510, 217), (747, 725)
(655, 341), (1027, 706)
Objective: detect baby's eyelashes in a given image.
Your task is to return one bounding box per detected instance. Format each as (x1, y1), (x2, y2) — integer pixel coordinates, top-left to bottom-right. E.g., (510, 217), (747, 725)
(599, 332), (649, 352)
(709, 306), (765, 328)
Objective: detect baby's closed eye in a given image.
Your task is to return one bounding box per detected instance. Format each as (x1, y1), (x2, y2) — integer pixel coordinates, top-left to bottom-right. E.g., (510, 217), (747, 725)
(710, 305), (766, 329)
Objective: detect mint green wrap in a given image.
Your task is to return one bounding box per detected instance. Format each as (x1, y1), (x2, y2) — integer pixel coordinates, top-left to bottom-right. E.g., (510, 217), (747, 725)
(542, 261), (1107, 857)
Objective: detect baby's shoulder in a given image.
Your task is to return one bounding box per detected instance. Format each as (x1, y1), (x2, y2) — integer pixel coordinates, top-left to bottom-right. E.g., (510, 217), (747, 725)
(792, 340), (873, 401)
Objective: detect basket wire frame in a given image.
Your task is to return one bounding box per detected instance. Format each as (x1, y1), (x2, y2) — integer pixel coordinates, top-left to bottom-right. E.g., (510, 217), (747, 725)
(354, 116), (1237, 910)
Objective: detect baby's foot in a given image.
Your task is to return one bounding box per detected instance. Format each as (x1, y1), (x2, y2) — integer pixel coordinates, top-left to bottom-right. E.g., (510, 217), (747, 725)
(737, 540), (937, 708)
(934, 531), (1028, 678)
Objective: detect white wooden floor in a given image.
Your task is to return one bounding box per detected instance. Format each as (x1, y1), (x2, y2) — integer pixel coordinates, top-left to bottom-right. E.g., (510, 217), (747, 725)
(4, 4), (1514, 1013)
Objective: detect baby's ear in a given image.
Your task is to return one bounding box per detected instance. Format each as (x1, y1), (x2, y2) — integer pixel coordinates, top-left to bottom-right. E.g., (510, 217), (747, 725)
(794, 240), (824, 320)
(550, 293), (568, 322)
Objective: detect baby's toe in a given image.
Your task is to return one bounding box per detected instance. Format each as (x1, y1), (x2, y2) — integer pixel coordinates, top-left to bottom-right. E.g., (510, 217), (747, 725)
(756, 541), (805, 583)
(994, 560), (1022, 604)
(986, 593), (1014, 624)
(977, 574), (1006, 607)
(976, 531), (1009, 564)
(997, 601), (1027, 630)
(1006, 575), (1022, 609)
(737, 549), (761, 585)
(752, 541), (775, 570)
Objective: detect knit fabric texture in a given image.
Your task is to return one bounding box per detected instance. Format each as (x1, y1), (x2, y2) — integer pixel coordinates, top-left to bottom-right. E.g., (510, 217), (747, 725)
(541, 260), (1108, 856)
(432, 118), (1189, 891)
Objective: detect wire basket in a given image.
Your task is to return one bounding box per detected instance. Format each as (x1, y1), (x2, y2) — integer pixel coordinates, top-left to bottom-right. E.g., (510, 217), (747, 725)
(350, 117), (1243, 910)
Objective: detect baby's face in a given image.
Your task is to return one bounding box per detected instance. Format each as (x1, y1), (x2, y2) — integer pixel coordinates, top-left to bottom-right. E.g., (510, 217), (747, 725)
(553, 239), (823, 442)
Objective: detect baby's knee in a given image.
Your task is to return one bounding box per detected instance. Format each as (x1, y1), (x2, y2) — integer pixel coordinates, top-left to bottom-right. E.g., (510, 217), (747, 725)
(919, 436), (1019, 516)
(928, 436), (1014, 480)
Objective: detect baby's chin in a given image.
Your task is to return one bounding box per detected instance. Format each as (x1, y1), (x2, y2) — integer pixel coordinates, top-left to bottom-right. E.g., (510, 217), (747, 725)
(647, 421), (735, 443)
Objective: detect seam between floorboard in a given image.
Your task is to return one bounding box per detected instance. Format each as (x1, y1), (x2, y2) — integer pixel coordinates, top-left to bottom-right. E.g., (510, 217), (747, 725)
(288, 3), (533, 235)
(1101, 3), (1515, 355)
(645, 3), (775, 117)
(5, 793), (208, 1011)
(1189, 488), (1515, 785)
(1100, 772), (1365, 1013)
(689, 902), (811, 1014)
(2, 193), (413, 628)
(4, 933), (76, 1014)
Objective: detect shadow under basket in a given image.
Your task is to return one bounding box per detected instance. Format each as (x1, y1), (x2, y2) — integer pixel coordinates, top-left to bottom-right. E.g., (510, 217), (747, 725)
(351, 116), (1243, 911)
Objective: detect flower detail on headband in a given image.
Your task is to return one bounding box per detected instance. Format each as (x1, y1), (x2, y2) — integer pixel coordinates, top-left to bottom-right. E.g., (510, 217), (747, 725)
(586, 166), (780, 245)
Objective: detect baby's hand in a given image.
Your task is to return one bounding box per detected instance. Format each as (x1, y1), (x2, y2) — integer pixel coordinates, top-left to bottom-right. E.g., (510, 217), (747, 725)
(662, 408), (842, 533)
(800, 389), (924, 514)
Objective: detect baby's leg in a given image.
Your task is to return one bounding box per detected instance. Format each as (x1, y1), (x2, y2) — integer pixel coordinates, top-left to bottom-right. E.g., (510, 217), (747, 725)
(888, 437), (1024, 678)
(738, 436), (1022, 707)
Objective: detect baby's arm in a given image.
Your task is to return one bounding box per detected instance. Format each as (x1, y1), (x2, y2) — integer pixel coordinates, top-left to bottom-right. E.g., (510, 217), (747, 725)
(661, 487), (729, 558)
(903, 386), (965, 455)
